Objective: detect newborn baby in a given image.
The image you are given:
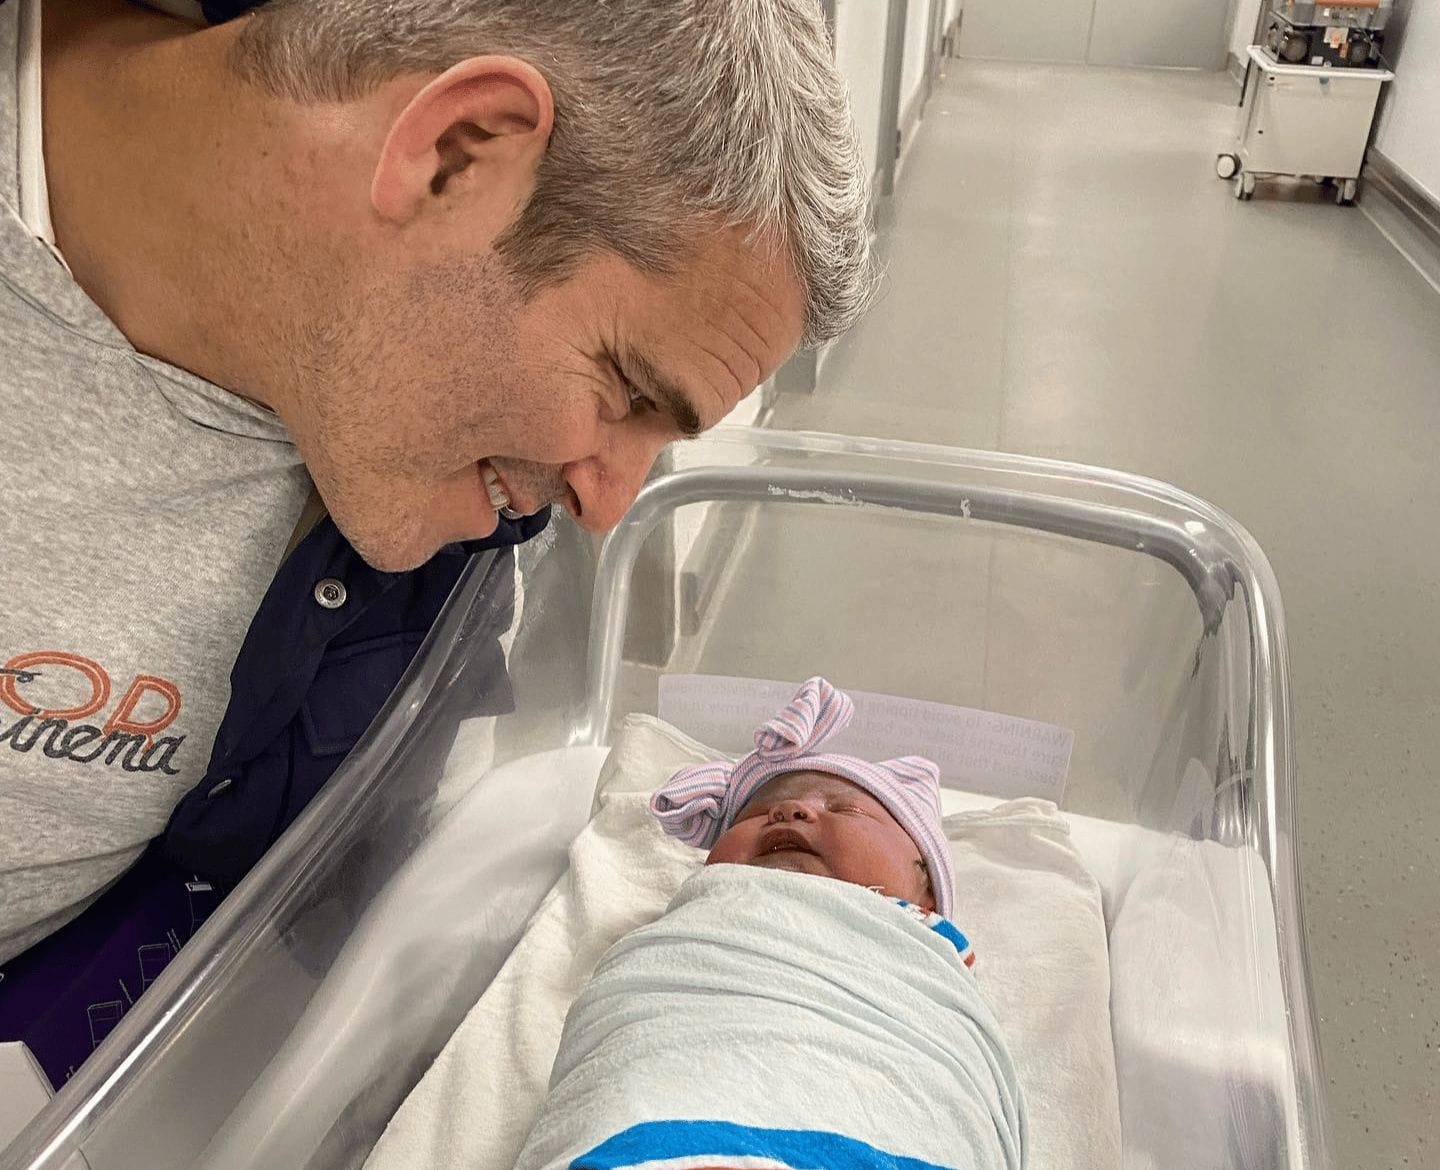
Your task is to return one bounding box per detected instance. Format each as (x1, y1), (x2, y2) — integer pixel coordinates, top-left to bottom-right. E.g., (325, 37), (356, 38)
(704, 771), (940, 907)
(708, 766), (936, 895)
(514, 678), (1026, 1170)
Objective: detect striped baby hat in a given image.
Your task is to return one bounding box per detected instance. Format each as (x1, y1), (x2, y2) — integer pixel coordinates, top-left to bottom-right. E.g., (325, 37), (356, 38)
(650, 676), (955, 917)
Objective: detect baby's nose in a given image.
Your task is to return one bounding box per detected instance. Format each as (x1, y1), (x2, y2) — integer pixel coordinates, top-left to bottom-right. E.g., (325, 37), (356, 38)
(769, 800), (816, 823)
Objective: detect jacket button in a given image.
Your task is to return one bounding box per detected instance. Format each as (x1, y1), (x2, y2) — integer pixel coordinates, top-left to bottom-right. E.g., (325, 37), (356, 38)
(313, 578), (348, 609)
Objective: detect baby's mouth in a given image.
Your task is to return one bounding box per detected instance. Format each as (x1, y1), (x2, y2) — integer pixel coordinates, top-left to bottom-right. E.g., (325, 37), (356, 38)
(757, 827), (818, 857)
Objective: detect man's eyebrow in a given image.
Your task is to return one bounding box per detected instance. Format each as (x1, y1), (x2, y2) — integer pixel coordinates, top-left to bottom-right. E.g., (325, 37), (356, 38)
(624, 349), (705, 438)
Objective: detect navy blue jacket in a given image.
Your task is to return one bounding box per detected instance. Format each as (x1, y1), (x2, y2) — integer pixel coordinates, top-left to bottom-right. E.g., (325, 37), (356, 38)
(160, 509), (550, 884)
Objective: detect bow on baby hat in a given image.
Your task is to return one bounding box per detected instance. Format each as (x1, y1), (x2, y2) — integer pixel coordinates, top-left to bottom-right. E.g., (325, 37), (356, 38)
(649, 676), (956, 917)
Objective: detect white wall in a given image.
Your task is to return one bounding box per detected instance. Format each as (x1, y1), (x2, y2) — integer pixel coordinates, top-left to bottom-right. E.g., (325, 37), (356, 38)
(833, 0), (891, 183)
(961, 0), (1226, 67)
(1227, 0), (1264, 63)
(1374, 2), (1440, 202)
(1088, 0), (1228, 69)
(959, 0), (1090, 63)
(901, 0), (934, 121)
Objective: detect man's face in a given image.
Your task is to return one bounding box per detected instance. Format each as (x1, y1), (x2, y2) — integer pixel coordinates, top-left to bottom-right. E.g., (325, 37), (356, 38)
(281, 228), (805, 571)
(705, 771), (934, 910)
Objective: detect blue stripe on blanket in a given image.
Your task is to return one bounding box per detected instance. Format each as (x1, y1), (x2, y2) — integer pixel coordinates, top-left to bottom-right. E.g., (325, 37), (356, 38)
(570, 1119), (959, 1169)
(894, 900), (972, 960)
(928, 916), (971, 957)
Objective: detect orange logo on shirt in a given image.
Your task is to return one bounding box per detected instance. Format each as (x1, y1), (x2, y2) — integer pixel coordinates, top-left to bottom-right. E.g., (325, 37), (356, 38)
(0, 650), (186, 775)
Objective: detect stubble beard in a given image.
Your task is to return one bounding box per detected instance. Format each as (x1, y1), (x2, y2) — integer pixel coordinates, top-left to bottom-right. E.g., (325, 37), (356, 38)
(276, 254), (526, 571)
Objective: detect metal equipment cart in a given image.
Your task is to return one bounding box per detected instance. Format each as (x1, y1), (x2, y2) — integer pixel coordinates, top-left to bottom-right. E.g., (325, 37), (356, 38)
(1217, 45), (1393, 204)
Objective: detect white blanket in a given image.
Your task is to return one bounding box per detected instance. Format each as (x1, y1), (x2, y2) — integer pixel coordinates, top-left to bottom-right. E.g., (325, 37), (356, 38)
(947, 800), (1122, 1170)
(364, 715), (1122, 1170)
(515, 864), (1025, 1170)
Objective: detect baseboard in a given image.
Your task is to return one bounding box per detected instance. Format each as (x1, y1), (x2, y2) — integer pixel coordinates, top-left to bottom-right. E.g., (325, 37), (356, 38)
(677, 499), (757, 640)
(773, 346), (820, 395)
(1225, 49), (1246, 88)
(895, 86), (926, 184)
(1362, 149), (1440, 296)
(942, 15), (963, 59)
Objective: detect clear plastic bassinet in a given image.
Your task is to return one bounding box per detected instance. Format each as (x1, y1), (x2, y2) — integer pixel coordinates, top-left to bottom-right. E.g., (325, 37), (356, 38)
(0, 428), (1330, 1170)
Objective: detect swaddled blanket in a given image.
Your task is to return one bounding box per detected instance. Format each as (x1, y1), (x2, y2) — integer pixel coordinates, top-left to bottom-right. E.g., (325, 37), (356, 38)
(513, 863), (1027, 1170)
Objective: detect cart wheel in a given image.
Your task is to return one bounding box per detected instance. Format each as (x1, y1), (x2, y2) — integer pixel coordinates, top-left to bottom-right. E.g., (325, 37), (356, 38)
(1235, 172), (1256, 201)
(1337, 178), (1358, 206)
(1215, 153), (1240, 180)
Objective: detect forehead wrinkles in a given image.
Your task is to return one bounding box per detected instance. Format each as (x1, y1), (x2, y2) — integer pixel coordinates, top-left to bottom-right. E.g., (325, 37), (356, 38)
(674, 224), (797, 321)
(691, 289), (772, 389)
(685, 248), (794, 354)
(683, 338), (755, 420)
(627, 300), (756, 425)
(660, 275), (796, 416)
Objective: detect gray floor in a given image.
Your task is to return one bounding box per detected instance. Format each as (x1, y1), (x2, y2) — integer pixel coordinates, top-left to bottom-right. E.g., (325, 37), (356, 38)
(767, 60), (1440, 1170)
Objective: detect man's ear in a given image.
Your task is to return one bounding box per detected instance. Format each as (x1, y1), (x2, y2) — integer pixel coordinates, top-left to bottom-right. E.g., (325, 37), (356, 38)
(370, 55), (554, 230)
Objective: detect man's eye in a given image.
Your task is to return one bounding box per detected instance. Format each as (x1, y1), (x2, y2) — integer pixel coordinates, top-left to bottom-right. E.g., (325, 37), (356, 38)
(625, 380), (655, 416)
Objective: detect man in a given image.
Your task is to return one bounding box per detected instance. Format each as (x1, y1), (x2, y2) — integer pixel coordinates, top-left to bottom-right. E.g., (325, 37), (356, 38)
(0, 0), (874, 1083)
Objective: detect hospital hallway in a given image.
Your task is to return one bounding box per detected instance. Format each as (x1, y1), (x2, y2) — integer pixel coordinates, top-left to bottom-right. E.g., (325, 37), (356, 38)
(748, 59), (1440, 1169)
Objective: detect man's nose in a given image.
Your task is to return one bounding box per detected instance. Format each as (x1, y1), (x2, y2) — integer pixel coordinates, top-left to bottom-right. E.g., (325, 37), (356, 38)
(563, 430), (672, 534)
(769, 800), (817, 824)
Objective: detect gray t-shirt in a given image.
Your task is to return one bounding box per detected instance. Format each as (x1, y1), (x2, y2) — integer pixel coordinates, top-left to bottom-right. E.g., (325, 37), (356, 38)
(0, 0), (311, 963)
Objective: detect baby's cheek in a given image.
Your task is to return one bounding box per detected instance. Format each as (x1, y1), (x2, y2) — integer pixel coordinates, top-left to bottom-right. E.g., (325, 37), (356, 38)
(704, 827), (751, 866)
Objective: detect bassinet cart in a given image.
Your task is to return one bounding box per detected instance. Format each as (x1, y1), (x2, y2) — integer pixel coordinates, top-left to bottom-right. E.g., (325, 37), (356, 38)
(0, 429), (1330, 1170)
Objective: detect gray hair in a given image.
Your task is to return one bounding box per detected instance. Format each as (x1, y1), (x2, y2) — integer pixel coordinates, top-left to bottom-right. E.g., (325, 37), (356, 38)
(231, 0), (877, 346)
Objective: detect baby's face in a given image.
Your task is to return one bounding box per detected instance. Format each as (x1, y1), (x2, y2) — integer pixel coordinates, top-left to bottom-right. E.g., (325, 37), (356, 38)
(705, 771), (934, 911)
